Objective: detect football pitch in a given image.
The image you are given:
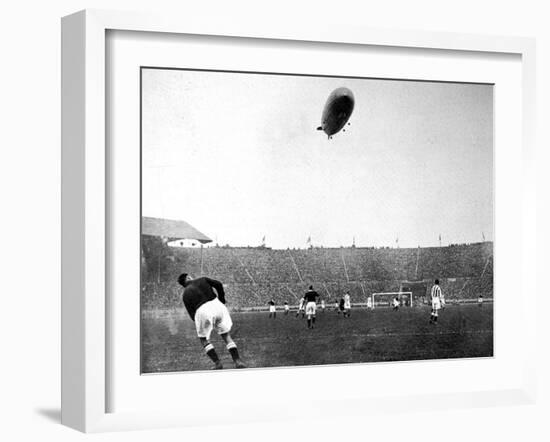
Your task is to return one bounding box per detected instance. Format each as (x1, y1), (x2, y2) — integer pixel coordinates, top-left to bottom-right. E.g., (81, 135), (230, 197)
(141, 304), (493, 373)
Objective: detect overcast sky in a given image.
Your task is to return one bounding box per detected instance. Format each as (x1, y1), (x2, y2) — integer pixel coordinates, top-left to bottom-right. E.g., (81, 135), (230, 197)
(142, 68), (493, 249)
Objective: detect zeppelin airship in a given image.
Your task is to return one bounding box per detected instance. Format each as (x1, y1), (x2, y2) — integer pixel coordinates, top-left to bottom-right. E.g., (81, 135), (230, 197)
(317, 87), (355, 139)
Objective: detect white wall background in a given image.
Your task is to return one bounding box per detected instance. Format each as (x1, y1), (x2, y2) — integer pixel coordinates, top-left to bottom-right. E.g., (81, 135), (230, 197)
(0, 1), (547, 441)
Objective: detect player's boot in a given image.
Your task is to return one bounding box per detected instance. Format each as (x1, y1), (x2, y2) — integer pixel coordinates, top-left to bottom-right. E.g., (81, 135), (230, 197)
(213, 361), (224, 370)
(234, 359), (246, 369)
(227, 344), (246, 368)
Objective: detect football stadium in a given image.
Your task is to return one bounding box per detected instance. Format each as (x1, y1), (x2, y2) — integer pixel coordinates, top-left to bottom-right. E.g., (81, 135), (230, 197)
(141, 217), (493, 373)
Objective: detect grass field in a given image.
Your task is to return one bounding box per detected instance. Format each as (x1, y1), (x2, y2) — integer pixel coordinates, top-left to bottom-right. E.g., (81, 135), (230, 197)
(141, 303), (493, 373)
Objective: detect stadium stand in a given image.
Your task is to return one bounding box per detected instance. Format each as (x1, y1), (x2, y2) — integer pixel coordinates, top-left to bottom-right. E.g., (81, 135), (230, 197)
(141, 236), (494, 310)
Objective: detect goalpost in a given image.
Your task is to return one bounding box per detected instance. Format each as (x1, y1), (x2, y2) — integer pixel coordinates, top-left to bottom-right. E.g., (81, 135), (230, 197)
(371, 291), (413, 308)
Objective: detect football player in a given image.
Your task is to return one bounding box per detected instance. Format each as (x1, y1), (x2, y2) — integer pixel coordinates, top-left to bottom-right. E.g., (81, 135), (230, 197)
(367, 296), (373, 310)
(296, 296), (306, 318)
(304, 285), (320, 329)
(343, 291), (351, 317)
(429, 279), (444, 324)
(178, 273), (246, 369)
(392, 296), (400, 311)
(268, 299), (276, 318)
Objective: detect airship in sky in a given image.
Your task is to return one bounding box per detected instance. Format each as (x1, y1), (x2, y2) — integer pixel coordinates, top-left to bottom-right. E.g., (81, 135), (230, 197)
(317, 87), (355, 139)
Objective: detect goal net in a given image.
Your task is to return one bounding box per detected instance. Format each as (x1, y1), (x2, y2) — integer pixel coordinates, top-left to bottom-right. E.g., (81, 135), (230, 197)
(371, 291), (413, 308)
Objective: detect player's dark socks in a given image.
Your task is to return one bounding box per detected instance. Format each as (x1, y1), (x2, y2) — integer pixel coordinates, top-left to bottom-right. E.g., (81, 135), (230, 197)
(226, 342), (241, 361)
(312, 316), (316, 324)
(227, 343), (238, 359)
(204, 343), (221, 366)
(227, 344), (246, 368)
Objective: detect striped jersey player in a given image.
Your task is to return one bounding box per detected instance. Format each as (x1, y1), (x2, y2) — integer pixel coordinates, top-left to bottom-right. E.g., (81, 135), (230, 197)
(177, 273), (246, 369)
(429, 279), (445, 324)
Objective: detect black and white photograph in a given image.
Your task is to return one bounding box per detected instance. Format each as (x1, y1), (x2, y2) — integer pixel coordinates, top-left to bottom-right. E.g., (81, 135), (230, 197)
(140, 67), (494, 373)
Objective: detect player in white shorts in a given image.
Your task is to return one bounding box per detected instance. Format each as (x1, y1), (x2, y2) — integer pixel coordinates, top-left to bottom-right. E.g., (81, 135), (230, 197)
(284, 302), (290, 315)
(343, 292), (351, 317)
(296, 296), (306, 318)
(367, 296), (373, 310)
(303, 285), (320, 329)
(178, 273), (246, 369)
(268, 299), (276, 318)
(392, 296), (400, 311)
(429, 279), (444, 324)
(320, 299), (326, 312)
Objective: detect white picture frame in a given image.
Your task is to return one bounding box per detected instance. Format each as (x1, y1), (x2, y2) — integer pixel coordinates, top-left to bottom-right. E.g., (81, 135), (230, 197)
(61, 9), (537, 433)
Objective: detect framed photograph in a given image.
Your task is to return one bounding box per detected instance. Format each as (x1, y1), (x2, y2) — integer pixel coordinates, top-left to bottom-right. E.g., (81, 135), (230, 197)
(61, 9), (537, 433)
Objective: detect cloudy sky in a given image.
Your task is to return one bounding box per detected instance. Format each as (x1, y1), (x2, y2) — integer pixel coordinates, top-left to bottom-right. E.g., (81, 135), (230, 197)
(141, 68), (493, 249)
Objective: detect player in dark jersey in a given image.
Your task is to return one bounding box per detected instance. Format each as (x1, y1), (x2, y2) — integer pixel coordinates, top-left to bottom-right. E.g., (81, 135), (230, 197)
(304, 285), (320, 329)
(177, 273), (245, 369)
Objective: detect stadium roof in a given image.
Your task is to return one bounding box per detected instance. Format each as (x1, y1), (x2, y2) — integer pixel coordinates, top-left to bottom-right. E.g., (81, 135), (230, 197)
(142, 217), (212, 244)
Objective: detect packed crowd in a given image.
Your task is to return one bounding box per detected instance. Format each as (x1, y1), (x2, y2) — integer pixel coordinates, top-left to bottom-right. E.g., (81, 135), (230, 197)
(141, 238), (493, 310)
